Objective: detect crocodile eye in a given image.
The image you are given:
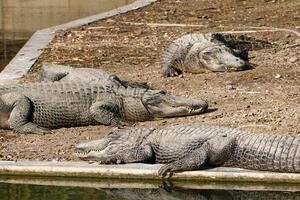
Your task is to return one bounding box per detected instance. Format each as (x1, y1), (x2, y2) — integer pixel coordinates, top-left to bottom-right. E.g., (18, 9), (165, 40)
(203, 51), (214, 55)
(159, 90), (166, 94)
(108, 131), (117, 136)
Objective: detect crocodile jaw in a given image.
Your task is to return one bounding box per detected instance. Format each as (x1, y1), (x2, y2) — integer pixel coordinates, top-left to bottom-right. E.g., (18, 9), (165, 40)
(142, 91), (208, 118)
(200, 46), (247, 72)
(75, 138), (109, 160)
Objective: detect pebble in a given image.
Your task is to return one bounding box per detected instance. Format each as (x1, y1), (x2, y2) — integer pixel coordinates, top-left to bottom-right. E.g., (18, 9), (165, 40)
(289, 56), (298, 63)
(274, 74), (281, 79)
(160, 120), (167, 125)
(225, 85), (236, 90)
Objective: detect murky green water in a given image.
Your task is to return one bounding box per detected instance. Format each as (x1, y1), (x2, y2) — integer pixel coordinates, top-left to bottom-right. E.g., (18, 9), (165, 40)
(0, 0), (133, 71)
(0, 39), (27, 71)
(0, 182), (300, 200)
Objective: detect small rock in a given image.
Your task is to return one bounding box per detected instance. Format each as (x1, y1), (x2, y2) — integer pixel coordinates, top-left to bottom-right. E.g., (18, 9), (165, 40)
(289, 56), (298, 63)
(274, 74), (281, 79)
(225, 85), (236, 90)
(160, 120), (167, 125)
(106, 19), (115, 23)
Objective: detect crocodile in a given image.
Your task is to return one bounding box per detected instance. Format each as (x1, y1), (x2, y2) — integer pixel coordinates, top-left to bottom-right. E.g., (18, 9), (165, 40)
(75, 123), (300, 176)
(0, 82), (208, 134)
(161, 33), (273, 76)
(38, 62), (149, 89)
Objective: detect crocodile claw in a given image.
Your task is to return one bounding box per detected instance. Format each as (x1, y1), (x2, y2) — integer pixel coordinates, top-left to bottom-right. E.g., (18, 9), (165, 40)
(158, 164), (175, 178)
(163, 67), (181, 77)
(98, 155), (121, 164)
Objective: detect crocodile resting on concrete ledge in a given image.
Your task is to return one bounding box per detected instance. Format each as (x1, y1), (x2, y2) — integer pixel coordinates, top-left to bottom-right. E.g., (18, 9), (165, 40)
(76, 124), (300, 176)
(38, 62), (149, 89)
(161, 33), (273, 76)
(0, 82), (208, 134)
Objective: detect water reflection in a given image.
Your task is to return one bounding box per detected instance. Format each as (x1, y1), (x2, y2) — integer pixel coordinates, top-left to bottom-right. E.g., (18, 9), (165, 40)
(102, 188), (300, 200)
(0, 182), (299, 200)
(0, 0), (133, 71)
(0, 39), (26, 70)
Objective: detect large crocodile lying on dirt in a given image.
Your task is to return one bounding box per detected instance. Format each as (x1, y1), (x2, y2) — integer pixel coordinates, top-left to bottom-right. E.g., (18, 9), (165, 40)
(0, 82), (208, 134)
(161, 33), (273, 76)
(38, 62), (149, 89)
(76, 124), (299, 175)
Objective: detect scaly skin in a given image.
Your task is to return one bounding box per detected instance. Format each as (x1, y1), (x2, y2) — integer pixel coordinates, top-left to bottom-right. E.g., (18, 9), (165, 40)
(0, 82), (208, 134)
(75, 124), (300, 176)
(38, 62), (149, 89)
(161, 33), (273, 77)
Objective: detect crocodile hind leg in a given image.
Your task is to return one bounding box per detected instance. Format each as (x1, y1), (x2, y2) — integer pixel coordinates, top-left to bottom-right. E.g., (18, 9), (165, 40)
(0, 93), (52, 134)
(90, 101), (131, 127)
(158, 135), (236, 177)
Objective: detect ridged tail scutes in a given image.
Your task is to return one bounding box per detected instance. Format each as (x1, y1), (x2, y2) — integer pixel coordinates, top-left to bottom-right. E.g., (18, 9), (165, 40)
(226, 133), (300, 173)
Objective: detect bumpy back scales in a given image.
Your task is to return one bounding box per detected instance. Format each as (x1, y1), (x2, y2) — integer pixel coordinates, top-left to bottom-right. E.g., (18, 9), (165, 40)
(149, 124), (300, 172)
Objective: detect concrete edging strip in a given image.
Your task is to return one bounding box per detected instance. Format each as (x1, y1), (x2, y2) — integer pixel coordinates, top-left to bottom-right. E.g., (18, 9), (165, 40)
(0, 161), (299, 184)
(0, 0), (299, 185)
(0, 0), (157, 83)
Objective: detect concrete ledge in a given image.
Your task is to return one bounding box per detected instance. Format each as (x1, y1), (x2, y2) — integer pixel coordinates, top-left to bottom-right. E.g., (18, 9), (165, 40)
(1, 176), (300, 192)
(0, 0), (157, 83)
(0, 161), (299, 184)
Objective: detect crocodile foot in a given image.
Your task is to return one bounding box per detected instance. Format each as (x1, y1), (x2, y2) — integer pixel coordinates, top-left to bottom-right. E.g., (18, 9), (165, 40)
(163, 67), (182, 77)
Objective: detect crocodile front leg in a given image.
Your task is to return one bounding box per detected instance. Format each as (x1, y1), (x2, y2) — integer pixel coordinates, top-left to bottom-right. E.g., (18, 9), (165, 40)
(158, 135), (236, 177)
(90, 101), (131, 127)
(1, 93), (51, 134)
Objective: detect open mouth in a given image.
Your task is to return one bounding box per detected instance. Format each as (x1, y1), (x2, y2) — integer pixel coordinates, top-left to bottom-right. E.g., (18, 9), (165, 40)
(189, 106), (207, 113)
(75, 147), (106, 159)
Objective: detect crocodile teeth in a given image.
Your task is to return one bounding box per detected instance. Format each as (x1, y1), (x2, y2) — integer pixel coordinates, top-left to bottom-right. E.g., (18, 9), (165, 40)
(75, 152), (88, 157)
(75, 148), (104, 157)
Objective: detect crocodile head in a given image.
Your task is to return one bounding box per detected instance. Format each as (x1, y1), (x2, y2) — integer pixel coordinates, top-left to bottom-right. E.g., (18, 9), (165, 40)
(141, 90), (208, 119)
(199, 45), (247, 72)
(75, 128), (154, 163)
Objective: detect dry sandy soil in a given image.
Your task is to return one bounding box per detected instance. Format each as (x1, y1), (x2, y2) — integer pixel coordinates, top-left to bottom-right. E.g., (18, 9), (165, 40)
(0, 0), (299, 162)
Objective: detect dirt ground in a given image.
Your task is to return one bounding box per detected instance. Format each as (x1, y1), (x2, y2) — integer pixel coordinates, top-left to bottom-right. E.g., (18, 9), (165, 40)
(0, 0), (299, 162)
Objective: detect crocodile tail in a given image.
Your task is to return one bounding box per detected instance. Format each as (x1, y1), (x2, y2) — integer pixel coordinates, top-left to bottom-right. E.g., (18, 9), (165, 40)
(212, 33), (275, 51)
(228, 133), (300, 173)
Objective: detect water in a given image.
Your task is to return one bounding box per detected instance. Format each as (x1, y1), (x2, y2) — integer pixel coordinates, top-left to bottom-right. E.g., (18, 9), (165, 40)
(0, 180), (299, 200)
(0, 0), (133, 71)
